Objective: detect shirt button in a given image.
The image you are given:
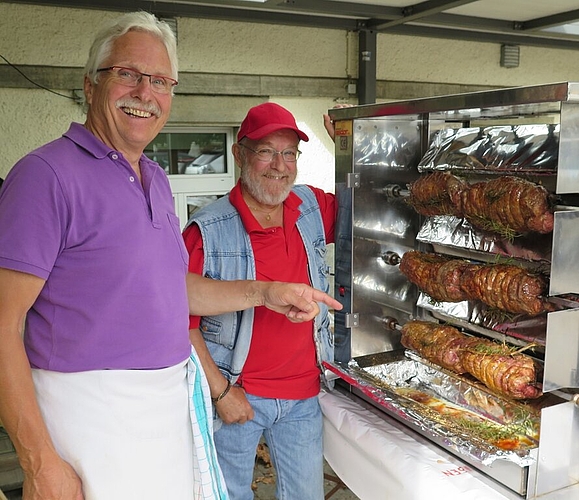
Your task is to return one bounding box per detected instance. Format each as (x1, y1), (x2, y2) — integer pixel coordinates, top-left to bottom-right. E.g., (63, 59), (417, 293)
(129, 176), (135, 182)
(111, 153), (119, 160)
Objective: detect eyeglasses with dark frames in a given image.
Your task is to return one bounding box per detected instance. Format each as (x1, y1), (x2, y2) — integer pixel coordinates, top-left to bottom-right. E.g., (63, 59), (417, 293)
(239, 142), (301, 163)
(96, 66), (178, 94)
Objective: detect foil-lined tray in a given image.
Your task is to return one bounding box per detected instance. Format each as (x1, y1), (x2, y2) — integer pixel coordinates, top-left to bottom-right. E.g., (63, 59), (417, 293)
(418, 124), (559, 174)
(324, 351), (542, 468)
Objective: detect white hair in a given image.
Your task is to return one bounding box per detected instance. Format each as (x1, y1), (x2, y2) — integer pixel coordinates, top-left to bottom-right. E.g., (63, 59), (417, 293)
(84, 11), (178, 85)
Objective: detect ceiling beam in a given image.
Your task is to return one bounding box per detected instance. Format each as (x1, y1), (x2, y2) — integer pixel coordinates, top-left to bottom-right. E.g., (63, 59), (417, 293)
(274, 0), (401, 19)
(397, 11), (579, 43)
(0, 0), (361, 30)
(412, 12), (515, 32)
(3, 0), (579, 50)
(519, 8), (579, 31)
(0, 0), (400, 21)
(386, 22), (579, 50)
(370, 0), (478, 30)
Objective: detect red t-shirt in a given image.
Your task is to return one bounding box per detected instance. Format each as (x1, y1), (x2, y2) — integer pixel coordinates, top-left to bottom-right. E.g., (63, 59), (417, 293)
(183, 182), (335, 399)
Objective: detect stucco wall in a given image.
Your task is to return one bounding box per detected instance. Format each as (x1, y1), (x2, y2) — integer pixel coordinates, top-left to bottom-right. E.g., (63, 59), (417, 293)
(377, 34), (579, 87)
(0, 88), (85, 174)
(177, 18), (350, 78)
(2, 2), (579, 185)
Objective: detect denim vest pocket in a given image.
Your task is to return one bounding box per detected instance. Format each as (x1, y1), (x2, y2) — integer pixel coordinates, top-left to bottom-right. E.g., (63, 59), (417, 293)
(199, 313), (239, 350)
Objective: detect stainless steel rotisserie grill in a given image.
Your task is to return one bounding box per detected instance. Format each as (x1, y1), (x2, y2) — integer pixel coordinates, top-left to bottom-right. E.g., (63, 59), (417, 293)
(328, 82), (579, 499)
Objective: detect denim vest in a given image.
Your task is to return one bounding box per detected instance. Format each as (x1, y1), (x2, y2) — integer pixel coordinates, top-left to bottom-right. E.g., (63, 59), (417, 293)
(188, 185), (333, 389)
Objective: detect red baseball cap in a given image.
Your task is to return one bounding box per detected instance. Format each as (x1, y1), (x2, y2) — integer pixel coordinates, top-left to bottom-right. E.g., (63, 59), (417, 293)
(237, 102), (309, 142)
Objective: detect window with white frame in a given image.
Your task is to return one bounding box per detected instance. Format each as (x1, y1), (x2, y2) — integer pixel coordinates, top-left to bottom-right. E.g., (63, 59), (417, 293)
(145, 127), (236, 228)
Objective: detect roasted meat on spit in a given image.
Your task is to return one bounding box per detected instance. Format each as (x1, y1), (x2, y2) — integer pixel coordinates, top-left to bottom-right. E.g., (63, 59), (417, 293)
(407, 171), (466, 217)
(407, 172), (554, 235)
(401, 320), (542, 399)
(461, 176), (554, 235)
(399, 320), (476, 373)
(399, 250), (548, 316)
(461, 343), (542, 400)
(459, 263), (547, 316)
(398, 250), (470, 303)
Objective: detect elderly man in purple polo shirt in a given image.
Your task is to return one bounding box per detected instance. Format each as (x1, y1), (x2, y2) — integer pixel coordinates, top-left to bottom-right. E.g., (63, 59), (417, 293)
(0, 12), (340, 500)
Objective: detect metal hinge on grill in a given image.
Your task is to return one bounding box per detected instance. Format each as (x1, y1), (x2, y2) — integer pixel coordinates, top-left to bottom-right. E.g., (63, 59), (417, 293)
(346, 172), (360, 189)
(345, 312), (359, 328)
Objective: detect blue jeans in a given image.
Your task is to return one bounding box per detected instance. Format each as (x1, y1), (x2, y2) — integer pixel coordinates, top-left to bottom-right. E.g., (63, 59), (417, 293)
(213, 394), (323, 500)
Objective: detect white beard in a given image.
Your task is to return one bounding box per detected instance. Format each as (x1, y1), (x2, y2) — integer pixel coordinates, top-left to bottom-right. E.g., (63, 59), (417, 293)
(240, 166), (295, 205)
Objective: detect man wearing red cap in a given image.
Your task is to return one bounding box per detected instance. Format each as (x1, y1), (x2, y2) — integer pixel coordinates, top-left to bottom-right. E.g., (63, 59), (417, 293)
(183, 102), (336, 500)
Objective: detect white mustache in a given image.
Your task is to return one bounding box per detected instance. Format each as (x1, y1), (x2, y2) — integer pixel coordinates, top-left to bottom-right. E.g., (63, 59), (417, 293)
(115, 98), (161, 117)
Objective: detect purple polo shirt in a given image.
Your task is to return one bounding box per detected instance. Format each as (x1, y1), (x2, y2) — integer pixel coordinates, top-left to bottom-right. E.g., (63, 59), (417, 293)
(0, 123), (191, 372)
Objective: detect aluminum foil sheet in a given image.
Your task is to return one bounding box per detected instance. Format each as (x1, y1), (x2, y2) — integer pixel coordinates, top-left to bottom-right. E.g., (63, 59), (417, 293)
(417, 215), (553, 262)
(353, 120), (421, 168)
(416, 291), (549, 347)
(419, 124), (559, 174)
(324, 354), (541, 468)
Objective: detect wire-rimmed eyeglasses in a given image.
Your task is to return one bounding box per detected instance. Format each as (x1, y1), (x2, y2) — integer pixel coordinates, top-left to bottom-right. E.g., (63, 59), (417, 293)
(96, 66), (178, 95)
(239, 142), (301, 163)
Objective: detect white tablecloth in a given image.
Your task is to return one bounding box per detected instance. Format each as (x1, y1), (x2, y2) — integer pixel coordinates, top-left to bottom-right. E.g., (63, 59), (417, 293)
(320, 389), (514, 500)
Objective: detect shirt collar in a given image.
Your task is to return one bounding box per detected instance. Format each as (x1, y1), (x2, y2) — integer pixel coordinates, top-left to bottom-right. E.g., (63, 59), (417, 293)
(64, 122), (156, 168)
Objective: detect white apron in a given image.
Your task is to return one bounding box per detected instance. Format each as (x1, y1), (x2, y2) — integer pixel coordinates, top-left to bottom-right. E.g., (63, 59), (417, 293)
(32, 351), (227, 500)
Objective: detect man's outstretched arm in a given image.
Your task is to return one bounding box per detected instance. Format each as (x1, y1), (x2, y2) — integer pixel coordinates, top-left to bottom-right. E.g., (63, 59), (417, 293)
(187, 273), (342, 320)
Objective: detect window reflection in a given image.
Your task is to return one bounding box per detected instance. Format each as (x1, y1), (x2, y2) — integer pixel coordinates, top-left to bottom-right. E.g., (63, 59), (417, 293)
(186, 195), (220, 219)
(145, 132), (228, 175)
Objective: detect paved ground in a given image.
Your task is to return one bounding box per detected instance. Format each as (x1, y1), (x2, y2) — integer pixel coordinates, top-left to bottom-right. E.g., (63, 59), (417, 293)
(252, 442), (358, 500)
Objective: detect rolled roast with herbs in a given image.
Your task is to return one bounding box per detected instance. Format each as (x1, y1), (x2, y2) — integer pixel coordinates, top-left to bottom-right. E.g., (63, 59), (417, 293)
(401, 320), (542, 399)
(399, 320), (476, 373)
(461, 176), (554, 236)
(407, 171), (466, 217)
(398, 251), (470, 303)
(407, 172), (554, 236)
(399, 250), (548, 316)
(459, 262), (547, 316)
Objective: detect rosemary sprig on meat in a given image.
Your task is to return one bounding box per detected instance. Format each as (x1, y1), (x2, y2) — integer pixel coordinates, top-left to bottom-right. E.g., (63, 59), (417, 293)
(401, 320), (542, 399)
(407, 172), (554, 236)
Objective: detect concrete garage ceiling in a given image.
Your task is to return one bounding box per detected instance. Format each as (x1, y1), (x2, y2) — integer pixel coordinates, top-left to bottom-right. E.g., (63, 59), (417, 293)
(6, 0), (579, 50)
